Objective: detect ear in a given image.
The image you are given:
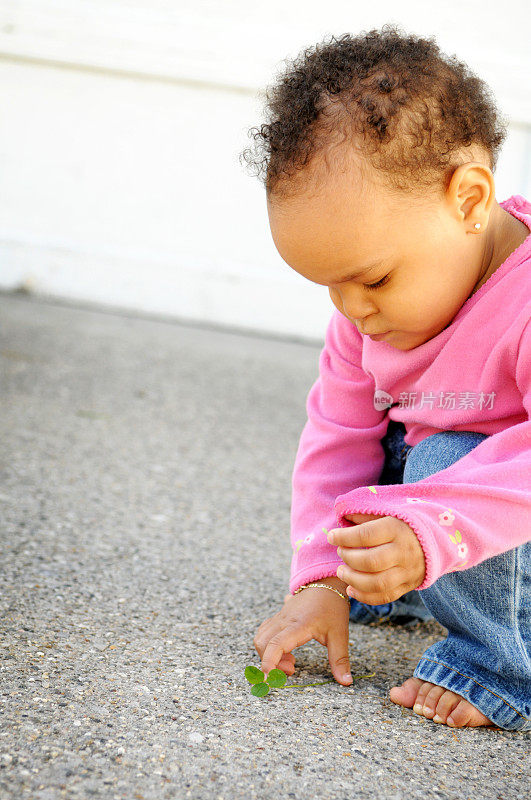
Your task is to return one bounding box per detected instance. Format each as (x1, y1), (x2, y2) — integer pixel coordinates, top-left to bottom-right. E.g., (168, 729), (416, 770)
(445, 160), (496, 233)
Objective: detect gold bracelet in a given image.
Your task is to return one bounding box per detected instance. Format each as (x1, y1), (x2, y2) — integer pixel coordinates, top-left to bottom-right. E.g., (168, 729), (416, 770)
(294, 582), (350, 603)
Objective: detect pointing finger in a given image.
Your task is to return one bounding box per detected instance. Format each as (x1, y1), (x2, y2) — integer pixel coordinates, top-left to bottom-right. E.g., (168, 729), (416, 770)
(326, 628), (353, 686)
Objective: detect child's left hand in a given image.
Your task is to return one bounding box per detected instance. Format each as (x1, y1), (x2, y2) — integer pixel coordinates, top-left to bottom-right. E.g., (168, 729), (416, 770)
(327, 512), (426, 605)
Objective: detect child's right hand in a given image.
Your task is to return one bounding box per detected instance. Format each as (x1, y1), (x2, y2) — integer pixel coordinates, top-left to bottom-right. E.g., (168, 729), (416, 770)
(253, 576), (354, 686)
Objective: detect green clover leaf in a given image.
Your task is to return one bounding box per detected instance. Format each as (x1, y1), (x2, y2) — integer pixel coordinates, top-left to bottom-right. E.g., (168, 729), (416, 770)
(244, 664), (375, 698)
(244, 665), (265, 684)
(251, 682), (270, 697)
(266, 669), (287, 688)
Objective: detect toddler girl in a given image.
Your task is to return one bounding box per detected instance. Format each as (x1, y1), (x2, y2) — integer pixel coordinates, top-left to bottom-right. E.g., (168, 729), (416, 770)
(242, 25), (530, 731)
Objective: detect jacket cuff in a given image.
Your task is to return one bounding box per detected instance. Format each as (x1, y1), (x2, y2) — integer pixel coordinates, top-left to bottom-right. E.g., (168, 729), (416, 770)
(289, 560), (344, 596)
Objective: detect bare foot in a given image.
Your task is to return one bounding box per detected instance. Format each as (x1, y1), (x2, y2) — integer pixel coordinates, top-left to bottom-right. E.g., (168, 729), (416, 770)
(389, 677), (494, 728)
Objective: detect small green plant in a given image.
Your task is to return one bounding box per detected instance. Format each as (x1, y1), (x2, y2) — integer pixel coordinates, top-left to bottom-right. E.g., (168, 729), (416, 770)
(245, 666), (287, 697)
(244, 665), (375, 697)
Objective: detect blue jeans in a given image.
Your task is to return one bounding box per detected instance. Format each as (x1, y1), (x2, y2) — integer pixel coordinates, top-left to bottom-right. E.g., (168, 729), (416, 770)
(348, 419), (531, 731)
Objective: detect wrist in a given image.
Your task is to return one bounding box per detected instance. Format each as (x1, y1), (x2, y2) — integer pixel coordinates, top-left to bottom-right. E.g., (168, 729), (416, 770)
(306, 575), (349, 592)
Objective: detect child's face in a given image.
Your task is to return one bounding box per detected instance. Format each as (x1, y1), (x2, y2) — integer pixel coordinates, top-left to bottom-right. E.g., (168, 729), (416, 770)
(267, 160), (492, 351)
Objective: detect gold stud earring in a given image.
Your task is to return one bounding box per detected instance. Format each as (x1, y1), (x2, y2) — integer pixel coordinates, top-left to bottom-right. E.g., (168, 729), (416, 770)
(474, 222), (481, 230)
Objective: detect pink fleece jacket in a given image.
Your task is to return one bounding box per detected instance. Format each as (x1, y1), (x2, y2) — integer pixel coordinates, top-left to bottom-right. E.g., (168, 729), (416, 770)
(289, 194), (531, 594)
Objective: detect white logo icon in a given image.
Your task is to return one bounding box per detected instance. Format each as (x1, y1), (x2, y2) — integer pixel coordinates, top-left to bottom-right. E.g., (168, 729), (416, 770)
(374, 390), (394, 410)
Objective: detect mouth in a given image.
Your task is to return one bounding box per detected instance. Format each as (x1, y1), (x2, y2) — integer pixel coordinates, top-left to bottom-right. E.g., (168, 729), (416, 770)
(368, 331), (390, 340)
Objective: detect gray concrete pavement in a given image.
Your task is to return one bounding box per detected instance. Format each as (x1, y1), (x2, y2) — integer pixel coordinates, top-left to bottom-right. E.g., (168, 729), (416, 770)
(0, 293), (528, 800)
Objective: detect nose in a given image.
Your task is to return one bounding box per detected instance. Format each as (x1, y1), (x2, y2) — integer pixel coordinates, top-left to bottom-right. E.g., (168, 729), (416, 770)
(329, 285), (378, 329)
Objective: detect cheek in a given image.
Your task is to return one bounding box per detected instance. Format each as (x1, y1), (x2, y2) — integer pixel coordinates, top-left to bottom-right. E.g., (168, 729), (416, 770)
(328, 287), (343, 310)
(400, 286), (461, 337)
(380, 283), (436, 331)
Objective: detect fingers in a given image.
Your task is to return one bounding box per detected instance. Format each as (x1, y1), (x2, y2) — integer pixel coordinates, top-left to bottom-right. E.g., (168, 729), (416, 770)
(278, 652), (296, 664)
(339, 564), (409, 605)
(328, 519), (393, 548)
(326, 627), (353, 686)
(344, 512), (382, 523)
(253, 591), (353, 686)
(255, 630), (295, 675)
(253, 599), (301, 678)
(259, 626), (311, 678)
(277, 653), (296, 675)
(338, 541), (397, 573)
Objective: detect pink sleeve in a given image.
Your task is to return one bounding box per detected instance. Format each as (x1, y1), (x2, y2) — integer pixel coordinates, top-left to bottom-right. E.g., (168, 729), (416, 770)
(289, 309), (388, 594)
(334, 317), (531, 590)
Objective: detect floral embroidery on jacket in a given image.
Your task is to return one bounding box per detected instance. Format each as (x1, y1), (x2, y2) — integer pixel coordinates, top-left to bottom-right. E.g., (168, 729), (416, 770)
(448, 529), (469, 565)
(294, 533), (315, 552)
(457, 542), (469, 560)
(413, 507), (469, 566)
(438, 509), (455, 526)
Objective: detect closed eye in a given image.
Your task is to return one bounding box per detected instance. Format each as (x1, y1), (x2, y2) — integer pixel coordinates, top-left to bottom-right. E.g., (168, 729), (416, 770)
(364, 274), (390, 291)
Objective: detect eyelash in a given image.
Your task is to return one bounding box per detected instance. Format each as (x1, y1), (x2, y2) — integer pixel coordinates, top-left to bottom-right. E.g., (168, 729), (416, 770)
(364, 274), (390, 291)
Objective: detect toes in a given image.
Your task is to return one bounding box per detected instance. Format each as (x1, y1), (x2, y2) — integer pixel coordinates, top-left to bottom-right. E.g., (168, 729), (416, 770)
(390, 679), (492, 728)
(411, 681), (438, 717)
(432, 689), (462, 724)
(418, 684), (446, 720)
(446, 699), (492, 728)
(445, 699), (474, 727)
(389, 677), (423, 708)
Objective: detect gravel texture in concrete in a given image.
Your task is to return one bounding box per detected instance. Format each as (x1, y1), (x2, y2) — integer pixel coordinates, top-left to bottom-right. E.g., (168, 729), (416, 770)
(0, 293), (529, 799)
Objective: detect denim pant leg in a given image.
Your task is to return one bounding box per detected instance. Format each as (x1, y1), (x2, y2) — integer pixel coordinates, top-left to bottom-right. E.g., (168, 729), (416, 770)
(349, 420), (433, 625)
(404, 430), (531, 732)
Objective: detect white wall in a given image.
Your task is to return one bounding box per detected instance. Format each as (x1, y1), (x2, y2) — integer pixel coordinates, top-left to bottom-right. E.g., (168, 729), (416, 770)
(1, 0), (530, 341)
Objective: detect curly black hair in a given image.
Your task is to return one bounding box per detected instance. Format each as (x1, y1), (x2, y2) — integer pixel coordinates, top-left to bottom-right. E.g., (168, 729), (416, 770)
(240, 24), (508, 199)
